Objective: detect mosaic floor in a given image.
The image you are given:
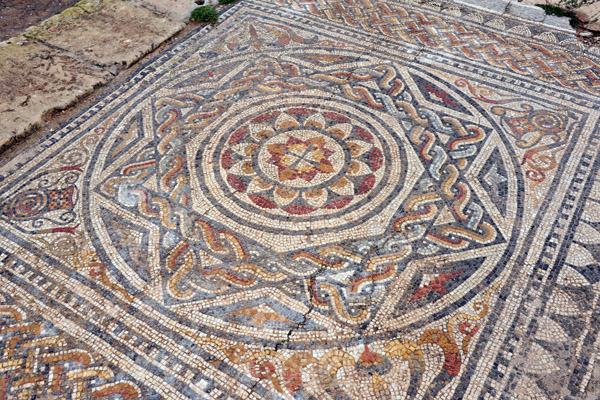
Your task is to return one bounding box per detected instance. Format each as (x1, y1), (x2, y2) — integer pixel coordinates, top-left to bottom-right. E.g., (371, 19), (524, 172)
(2, 0), (600, 398)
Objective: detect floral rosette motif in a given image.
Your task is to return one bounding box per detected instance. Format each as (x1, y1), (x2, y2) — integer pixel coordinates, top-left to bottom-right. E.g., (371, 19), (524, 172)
(220, 107), (385, 216)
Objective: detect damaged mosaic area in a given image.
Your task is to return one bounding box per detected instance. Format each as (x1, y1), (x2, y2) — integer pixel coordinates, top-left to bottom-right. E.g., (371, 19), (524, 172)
(1, 0), (600, 399)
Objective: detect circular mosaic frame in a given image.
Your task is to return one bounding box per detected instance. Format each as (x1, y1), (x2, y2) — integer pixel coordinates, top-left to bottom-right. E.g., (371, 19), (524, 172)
(192, 94), (409, 238)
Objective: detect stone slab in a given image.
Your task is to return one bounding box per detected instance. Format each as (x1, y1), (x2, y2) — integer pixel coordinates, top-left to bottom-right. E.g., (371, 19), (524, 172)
(454, 0), (510, 14)
(23, 0), (185, 69)
(507, 0), (546, 22)
(544, 14), (576, 32)
(130, 0), (199, 21)
(0, 37), (111, 147)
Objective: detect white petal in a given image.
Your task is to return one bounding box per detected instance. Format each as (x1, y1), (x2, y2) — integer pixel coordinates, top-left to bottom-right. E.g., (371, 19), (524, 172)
(565, 242), (597, 267)
(275, 112), (300, 130)
(304, 113), (327, 129)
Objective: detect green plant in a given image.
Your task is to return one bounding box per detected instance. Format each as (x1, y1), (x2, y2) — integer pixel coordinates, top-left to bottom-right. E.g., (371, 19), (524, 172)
(536, 3), (582, 27)
(218, 0), (238, 4)
(191, 6), (218, 24)
(560, 0), (597, 10)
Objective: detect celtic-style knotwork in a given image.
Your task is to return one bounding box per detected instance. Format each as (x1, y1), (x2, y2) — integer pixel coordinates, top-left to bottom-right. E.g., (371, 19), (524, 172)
(2, 2), (598, 399)
(271, 0), (600, 94)
(393, 111), (497, 252)
(0, 301), (142, 399)
(89, 30), (519, 338)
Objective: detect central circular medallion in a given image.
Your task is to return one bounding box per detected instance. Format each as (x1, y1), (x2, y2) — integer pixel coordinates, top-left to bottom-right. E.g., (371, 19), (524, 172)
(257, 130), (345, 189)
(191, 95), (412, 250)
(215, 103), (391, 217)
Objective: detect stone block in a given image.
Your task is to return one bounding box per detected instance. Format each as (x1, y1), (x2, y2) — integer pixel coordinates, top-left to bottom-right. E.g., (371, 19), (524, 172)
(23, 0), (185, 69)
(131, 0), (199, 21)
(544, 14), (576, 32)
(0, 38), (111, 147)
(454, 0), (510, 14)
(507, 1), (546, 22)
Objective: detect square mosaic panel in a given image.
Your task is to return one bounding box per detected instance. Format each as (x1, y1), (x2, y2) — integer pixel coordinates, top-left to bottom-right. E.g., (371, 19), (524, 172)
(1, 0), (600, 398)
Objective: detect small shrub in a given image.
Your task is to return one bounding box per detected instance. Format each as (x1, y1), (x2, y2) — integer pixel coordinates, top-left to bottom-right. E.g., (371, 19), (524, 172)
(218, 0), (238, 4)
(191, 6), (218, 24)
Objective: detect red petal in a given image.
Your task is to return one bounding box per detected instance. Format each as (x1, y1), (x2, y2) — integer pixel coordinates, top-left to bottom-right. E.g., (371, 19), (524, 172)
(283, 205), (315, 215)
(227, 174), (245, 192)
(228, 126), (248, 145)
(357, 175), (375, 195)
(251, 111), (280, 123)
(323, 111), (349, 122)
(354, 126), (373, 142)
(248, 194), (276, 209)
(221, 149), (232, 169)
(287, 107), (315, 115)
(324, 197), (352, 209)
(369, 148), (383, 171)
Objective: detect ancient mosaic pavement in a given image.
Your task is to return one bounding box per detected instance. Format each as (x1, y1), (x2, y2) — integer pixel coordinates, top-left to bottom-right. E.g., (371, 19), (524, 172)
(2, 0), (600, 398)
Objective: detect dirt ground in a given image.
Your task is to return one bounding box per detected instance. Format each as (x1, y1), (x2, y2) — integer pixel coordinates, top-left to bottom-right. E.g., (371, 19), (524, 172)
(0, 0), (79, 42)
(521, 0), (600, 30)
(0, 20), (198, 160)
